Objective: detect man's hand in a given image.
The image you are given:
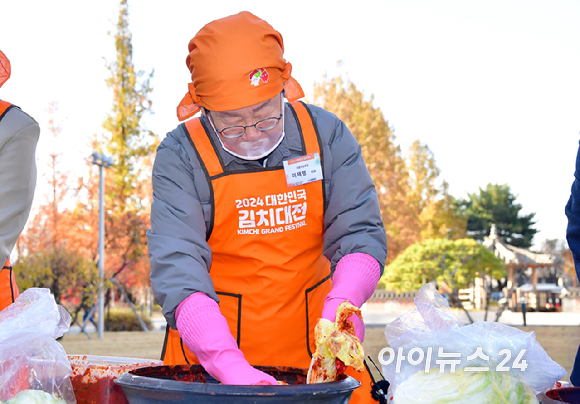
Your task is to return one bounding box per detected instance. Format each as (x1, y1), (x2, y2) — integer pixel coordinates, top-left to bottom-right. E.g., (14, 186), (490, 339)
(321, 253), (381, 342)
(176, 292), (277, 385)
(321, 297), (365, 342)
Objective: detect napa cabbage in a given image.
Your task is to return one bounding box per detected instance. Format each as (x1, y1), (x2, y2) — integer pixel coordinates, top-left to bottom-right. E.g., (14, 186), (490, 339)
(391, 368), (539, 404)
(2, 390), (66, 404)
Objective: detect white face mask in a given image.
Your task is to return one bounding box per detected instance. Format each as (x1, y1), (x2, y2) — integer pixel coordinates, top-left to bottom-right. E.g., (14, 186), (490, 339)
(206, 96), (285, 161)
(215, 128), (285, 160)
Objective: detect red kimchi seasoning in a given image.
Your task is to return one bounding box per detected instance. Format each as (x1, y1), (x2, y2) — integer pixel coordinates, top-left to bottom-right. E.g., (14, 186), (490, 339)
(68, 355), (162, 404)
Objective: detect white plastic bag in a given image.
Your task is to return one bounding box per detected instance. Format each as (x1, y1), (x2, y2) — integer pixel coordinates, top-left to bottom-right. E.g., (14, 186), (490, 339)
(0, 288), (76, 403)
(382, 283), (566, 403)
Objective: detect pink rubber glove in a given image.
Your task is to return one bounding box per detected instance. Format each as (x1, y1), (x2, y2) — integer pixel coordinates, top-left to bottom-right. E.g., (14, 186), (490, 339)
(176, 292), (277, 385)
(321, 253), (381, 342)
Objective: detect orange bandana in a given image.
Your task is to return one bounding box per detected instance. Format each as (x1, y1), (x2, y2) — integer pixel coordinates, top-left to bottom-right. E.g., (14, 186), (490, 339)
(176, 11), (304, 121)
(0, 51), (10, 89)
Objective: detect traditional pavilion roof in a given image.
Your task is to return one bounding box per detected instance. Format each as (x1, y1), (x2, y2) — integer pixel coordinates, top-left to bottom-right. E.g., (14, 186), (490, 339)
(482, 224), (553, 267)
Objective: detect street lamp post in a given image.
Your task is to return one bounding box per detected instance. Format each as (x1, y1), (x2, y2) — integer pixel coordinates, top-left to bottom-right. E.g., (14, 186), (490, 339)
(92, 151), (113, 339)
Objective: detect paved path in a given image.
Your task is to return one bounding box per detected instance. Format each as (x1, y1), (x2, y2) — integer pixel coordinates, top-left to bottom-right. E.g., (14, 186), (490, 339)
(67, 309), (580, 335)
(363, 309), (580, 327)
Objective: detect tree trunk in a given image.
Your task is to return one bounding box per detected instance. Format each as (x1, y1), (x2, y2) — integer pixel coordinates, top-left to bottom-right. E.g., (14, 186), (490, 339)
(484, 293), (490, 322)
(495, 287), (515, 322)
(449, 291), (474, 324)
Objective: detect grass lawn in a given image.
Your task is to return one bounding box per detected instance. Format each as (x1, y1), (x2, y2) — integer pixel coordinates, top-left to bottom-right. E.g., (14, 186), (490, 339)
(362, 325), (580, 384)
(59, 325), (580, 384)
(60, 330), (166, 361)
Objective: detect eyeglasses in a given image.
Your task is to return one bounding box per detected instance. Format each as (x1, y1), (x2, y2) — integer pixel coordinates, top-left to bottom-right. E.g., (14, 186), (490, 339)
(207, 96), (284, 139)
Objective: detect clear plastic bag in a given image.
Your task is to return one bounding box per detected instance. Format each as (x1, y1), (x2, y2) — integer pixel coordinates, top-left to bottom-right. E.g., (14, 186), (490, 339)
(0, 288), (76, 403)
(382, 283), (566, 403)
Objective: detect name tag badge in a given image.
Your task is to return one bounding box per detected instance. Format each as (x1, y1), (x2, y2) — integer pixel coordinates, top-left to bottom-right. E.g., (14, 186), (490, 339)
(283, 152), (323, 188)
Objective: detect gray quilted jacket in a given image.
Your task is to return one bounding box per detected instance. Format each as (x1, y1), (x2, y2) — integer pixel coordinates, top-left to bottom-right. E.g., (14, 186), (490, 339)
(147, 102), (387, 329)
(0, 105), (39, 265)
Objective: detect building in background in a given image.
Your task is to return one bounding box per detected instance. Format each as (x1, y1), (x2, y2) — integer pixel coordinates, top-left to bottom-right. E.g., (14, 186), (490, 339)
(483, 224), (564, 312)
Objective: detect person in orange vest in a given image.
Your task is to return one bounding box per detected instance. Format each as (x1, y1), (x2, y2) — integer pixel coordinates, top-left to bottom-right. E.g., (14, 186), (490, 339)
(148, 12), (388, 403)
(0, 50), (40, 311)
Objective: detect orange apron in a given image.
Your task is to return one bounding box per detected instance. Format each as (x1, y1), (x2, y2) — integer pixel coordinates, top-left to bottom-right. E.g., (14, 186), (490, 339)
(0, 260), (20, 312)
(162, 101), (375, 403)
(0, 101), (21, 312)
(0, 100), (15, 121)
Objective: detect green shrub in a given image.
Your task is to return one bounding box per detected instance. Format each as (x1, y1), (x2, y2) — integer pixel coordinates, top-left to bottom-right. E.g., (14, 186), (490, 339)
(105, 309), (152, 331)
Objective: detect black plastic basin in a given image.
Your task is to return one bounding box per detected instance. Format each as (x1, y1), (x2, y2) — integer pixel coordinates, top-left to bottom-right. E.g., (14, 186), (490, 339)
(115, 364), (360, 403)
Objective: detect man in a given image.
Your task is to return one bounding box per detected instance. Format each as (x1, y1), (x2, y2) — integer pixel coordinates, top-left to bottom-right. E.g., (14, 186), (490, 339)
(566, 139), (580, 386)
(148, 12), (387, 403)
(0, 50), (40, 311)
